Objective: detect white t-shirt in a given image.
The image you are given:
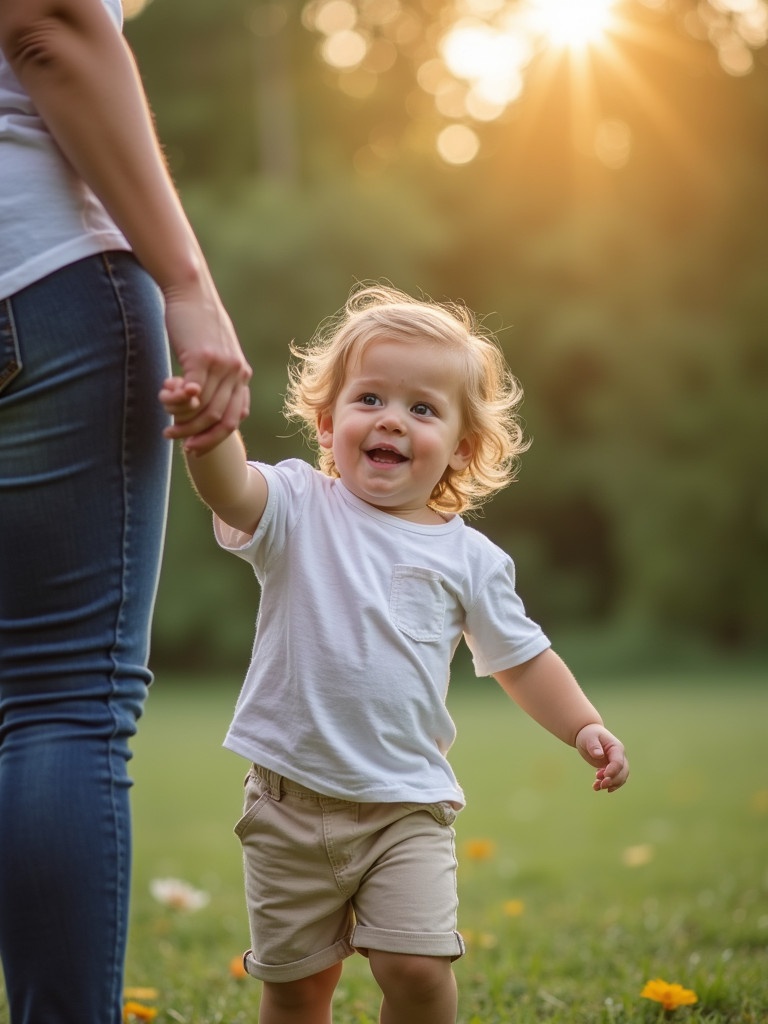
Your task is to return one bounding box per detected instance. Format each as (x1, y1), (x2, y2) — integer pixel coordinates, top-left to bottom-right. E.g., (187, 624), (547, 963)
(0, 0), (130, 300)
(215, 459), (550, 807)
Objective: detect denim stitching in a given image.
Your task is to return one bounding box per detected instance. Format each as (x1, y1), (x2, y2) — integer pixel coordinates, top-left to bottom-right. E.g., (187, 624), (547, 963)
(96, 251), (133, 1017)
(0, 297), (23, 394)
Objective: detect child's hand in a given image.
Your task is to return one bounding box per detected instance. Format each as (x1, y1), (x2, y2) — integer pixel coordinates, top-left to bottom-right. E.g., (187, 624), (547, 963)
(159, 376), (202, 426)
(575, 724), (629, 793)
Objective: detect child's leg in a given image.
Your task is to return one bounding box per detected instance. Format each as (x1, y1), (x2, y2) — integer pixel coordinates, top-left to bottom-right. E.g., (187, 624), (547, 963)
(368, 951), (457, 1024)
(259, 962), (343, 1024)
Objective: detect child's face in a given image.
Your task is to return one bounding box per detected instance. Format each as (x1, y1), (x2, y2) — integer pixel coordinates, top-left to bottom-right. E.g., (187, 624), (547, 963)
(317, 336), (472, 522)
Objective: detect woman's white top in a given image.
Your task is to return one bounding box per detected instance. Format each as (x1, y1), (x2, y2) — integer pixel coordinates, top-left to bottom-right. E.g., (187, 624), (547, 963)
(0, 0), (130, 300)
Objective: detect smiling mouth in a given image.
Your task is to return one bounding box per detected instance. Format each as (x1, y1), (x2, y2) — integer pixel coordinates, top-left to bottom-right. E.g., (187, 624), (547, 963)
(366, 447), (408, 464)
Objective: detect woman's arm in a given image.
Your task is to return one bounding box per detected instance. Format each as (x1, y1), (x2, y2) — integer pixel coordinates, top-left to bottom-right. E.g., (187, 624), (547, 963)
(0, 0), (251, 452)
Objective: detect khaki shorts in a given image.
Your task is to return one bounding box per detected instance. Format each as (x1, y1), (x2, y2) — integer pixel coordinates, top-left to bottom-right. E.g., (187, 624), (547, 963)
(234, 765), (465, 982)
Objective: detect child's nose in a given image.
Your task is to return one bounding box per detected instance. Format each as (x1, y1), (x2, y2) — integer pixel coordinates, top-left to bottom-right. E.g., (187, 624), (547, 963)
(376, 406), (406, 432)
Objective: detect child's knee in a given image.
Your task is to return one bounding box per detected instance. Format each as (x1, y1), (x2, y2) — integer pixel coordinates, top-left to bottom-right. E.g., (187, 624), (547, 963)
(262, 963), (342, 1009)
(368, 951), (452, 1001)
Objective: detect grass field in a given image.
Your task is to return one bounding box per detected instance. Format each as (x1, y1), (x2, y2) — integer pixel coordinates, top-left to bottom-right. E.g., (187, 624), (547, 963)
(2, 665), (766, 1022)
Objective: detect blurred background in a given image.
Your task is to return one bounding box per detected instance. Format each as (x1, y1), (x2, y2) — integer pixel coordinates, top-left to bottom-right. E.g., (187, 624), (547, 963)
(124, 0), (767, 676)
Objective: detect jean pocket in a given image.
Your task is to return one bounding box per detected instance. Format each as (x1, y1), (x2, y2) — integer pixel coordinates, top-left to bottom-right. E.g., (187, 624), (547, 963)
(402, 801), (458, 827)
(389, 564), (446, 642)
(0, 298), (23, 396)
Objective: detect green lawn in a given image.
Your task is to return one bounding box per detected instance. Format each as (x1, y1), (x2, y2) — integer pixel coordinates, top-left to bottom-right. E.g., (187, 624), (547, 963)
(2, 666), (766, 1022)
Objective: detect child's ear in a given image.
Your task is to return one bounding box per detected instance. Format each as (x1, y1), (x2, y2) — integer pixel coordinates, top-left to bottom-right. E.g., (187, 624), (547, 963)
(317, 410), (334, 450)
(448, 435), (473, 472)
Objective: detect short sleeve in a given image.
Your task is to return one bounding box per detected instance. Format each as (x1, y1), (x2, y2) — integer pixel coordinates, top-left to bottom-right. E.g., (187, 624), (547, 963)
(213, 459), (312, 574)
(463, 558), (550, 676)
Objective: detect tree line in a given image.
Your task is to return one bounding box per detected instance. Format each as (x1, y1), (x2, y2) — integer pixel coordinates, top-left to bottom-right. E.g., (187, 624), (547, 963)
(125, 0), (768, 669)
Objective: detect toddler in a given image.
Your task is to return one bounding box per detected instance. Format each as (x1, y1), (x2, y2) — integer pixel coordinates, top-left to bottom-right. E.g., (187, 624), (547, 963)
(161, 283), (629, 1024)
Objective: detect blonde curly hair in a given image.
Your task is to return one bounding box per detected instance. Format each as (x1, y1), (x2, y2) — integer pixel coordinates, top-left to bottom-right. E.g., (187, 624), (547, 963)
(284, 283), (530, 515)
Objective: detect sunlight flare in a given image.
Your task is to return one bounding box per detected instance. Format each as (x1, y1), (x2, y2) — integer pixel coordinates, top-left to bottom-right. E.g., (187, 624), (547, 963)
(527, 0), (619, 49)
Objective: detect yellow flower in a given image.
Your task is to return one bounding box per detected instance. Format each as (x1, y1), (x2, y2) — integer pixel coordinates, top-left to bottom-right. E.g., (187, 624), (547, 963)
(464, 838), (497, 861)
(502, 899), (525, 917)
(123, 989), (158, 1001)
(461, 928), (497, 949)
(751, 789), (768, 814)
(123, 1001), (158, 1022)
(229, 954), (248, 979)
(641, 978), (698, 1011)
(622, 843), (655, 867)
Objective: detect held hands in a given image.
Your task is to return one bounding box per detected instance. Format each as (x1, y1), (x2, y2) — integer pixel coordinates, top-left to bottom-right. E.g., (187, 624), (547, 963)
(160, 376), (205, 449)
(575, 724), (630, 793)
(161, 279), (252, 455)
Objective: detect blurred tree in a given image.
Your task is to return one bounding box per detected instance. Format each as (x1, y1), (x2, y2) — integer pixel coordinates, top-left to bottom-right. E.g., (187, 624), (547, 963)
(126, 0), (768, 666)
(150, 172), (455, 665)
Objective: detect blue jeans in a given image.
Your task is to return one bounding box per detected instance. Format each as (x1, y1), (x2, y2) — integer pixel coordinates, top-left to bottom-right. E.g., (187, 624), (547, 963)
(0, 252), (171, 1024)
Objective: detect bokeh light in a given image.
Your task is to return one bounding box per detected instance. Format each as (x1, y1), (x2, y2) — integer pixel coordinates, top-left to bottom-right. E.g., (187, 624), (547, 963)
(304, 0), (768, 162)
(321, 28), (368, 68)
(437, 123), (481, 163)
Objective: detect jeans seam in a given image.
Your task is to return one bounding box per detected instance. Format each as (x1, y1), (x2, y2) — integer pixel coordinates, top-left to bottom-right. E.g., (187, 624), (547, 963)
(0, 251), (169, 1022)
(99, 251), (134, 1014)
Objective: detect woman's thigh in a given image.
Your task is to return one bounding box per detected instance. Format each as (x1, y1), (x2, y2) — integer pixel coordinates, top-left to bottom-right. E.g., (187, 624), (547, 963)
(0, 251), (172, 1023)
(0, 250), (171, 704)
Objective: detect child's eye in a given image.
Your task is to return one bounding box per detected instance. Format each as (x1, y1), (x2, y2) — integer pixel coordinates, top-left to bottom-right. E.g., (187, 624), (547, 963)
(412, 402), (435, 417)
(360, 394), (381, 406)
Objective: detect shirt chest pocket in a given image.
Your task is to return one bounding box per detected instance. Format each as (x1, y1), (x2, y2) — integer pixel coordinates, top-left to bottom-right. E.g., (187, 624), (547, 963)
(389, 565), (446, 642)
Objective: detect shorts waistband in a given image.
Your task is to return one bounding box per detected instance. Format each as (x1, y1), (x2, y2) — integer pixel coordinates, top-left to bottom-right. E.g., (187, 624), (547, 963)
(251, 765), (343, 804)
(249, 765), (459, 824)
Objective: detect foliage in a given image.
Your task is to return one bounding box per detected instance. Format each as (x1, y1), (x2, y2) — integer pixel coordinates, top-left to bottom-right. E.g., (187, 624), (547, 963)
(124, 1), (768, 666)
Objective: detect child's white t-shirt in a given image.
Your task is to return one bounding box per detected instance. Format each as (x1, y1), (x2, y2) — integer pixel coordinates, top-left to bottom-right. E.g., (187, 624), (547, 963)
(215, 458), (550, 807)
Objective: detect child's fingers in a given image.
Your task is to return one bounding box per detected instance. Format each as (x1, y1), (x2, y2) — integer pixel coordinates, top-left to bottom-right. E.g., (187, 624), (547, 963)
(159, 377), (202, 400)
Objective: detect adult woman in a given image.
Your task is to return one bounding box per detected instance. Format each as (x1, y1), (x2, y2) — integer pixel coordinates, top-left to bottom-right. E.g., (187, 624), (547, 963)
(0, 1), (251, 1021)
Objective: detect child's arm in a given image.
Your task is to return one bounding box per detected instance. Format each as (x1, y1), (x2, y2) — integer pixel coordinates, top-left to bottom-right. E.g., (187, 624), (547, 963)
(494, 649), (629, 793)
(160, 377), (267, 537)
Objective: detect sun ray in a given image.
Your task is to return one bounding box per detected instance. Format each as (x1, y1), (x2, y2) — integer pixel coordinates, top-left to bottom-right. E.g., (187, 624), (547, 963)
(590, 33), (724, 187)
(526, 0), (620, 50)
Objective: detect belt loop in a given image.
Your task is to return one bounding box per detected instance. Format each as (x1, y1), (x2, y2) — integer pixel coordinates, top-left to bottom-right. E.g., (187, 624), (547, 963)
(253, 764), (283, 801)
(267, 768), (283, 801)
(270, 770), (282, 802)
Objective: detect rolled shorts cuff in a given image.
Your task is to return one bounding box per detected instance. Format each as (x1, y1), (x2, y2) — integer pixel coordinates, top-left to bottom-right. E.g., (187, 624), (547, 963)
(351, 924), (465, 961)
(243, 937), (355, 982)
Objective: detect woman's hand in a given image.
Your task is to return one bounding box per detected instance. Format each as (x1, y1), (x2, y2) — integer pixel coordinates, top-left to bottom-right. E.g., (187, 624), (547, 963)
(161, 278), (252, 454)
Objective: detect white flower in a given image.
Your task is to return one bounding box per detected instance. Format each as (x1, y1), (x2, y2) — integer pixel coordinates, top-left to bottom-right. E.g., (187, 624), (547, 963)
(150, 877), (210, 911)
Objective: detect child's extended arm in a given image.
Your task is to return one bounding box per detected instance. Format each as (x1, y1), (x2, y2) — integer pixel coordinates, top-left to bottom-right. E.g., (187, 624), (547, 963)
(160, 377), (267, 536)
(494, 649), (629, 793)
